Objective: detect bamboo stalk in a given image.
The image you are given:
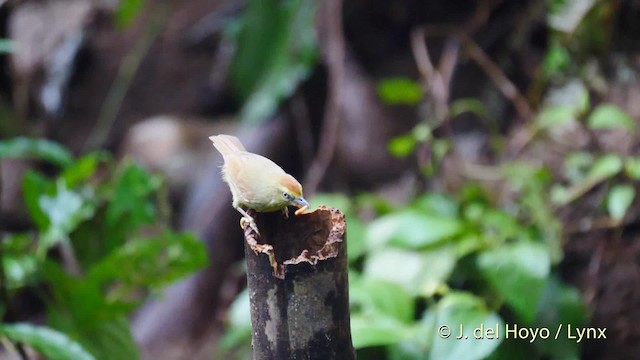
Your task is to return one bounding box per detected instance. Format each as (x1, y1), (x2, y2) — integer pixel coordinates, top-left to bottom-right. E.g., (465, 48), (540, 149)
(243, 206), (355, 360)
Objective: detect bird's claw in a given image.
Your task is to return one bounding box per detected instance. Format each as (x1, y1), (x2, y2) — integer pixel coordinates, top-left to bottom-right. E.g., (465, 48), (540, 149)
(282, 206), (289, 219)
(240, 216), (260, 236)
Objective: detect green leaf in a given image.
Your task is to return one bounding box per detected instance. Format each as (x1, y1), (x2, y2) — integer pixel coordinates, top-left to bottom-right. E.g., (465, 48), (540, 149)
(376, 77), (423, 105)
(366, 209), (463, 249)
(62, 152), (108, 188)
(350, 314), (415, 349)
(42, 262), (140, 360)
(364, 246), (456, 297)
(0, 39), (14, 54)
(88, 232), (207, 298)
(449, 98), (487, 118)
(115, 0), (146, 28)
(219, 290), (252, 352)
(345, 214), (367, 261)
(39, 180), (95, 254)
(309, 193), (352, 214)
(231, 0), (319, 124)
(587, 154), (623, 181)
(412, 193), (459, 217)
(22, 170), (54, 230)
(424, 293), (503, 360)
(388, 134), (417, 157)
(350, 279), (415, 323)
(535, 105), (574, 130)
(535, 276), (587, 360)
(607, 184), (635, 223)
(587, 104), (636, 133)
(0, 323), (96, 360)
(106, 163), (160, 227)
(2, 254), (38, 289)
(552, 154), (624, 206)
(542, 43), (569, 78)
(563, 151), (593, 183)
(624, 157), (640, 180)
(477, 242), (550, 324)
(79, 317), (140, 360)
(0, 137), (73, 167)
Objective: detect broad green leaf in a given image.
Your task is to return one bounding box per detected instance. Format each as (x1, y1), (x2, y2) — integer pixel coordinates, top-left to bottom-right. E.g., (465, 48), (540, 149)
(412, 193), (459, 217)
(366, 209), (463, 249)
(2, 254), (38, 289)
(376, 77), (423, 105)
(219, 290), (252, 351)
(88, 232), (207, 298)
(542, 43), (569, 78)
(624, 157), (640, 180)
(309, 193), (352, 214)
(106, 163), (160, 227)
(78, 317), (140, 360)
(535, 105), (574, 130)
(424, 293), (504, 360)
(0, 137), (73, 167)
(535, 276), (587, 360)
(587, 104), (636, 133)
(0, 39), (13, 54)
(350, 279), (414, 323)
(0, 323), (96, 360)
(411, 124), (432, 142)
(39, 180), (95, 254)
(449, 98), (487, 118)
(62, 152), (108, 188)
(547, 0), (596, 33)
(587, 154), (623, 181)
(350, 314), (415, 349)
(22, 170), (53, 230)
(116, 0), (146, 28)
(43, 262), (140, 360)
(552, 154), (624, 206)
(388, 134), (417, 157)
(345, 215), (366, 261)
(364, 246), (456, 297)
(231, 0), (319, 124)
(477, 242), (550, 324)
(607, 184), (635, 222)
(563, 151), (593, 183)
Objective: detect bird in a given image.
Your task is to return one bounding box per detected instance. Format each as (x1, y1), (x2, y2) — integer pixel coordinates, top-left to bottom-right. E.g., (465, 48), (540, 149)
(209, 134), (310, 235)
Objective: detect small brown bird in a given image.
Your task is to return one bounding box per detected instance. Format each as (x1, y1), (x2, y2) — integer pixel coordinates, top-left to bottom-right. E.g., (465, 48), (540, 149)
(209, 134), (310, 235)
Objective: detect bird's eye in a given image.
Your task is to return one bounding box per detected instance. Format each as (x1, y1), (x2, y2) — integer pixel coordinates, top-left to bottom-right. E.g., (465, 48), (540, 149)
(283, 192), (292, 200)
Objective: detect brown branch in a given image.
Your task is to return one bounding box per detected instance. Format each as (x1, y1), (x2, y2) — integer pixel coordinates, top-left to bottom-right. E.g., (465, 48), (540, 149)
(290, 93), (315, 172)
(457, 34), (532, 120)
(304, 0), (345, 196)
(243, 206), (354, 360)
(83, 0), (172, 151)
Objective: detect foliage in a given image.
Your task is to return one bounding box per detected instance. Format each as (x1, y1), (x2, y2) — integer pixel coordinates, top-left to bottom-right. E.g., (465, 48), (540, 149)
(115, 0), (147, 28)
(229, 0), (319, 124)
(0, 138), (208, 359)
(0, 39), (12, 54)
(219, 2), (637, 358)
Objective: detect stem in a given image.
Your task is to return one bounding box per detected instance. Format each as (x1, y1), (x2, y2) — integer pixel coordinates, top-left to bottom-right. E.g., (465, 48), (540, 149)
(83, 1), (172, 151)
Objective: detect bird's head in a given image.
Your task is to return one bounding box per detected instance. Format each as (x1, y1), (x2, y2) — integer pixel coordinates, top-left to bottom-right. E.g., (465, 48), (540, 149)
(276, 174), (309, 210)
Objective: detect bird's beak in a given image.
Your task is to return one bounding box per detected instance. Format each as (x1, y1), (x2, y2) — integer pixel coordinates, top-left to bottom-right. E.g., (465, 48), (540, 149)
(291, 197), (310, 209)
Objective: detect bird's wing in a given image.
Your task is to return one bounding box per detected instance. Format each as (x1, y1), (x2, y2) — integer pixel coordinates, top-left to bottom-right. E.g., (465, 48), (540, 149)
(224, 152), (285, 204)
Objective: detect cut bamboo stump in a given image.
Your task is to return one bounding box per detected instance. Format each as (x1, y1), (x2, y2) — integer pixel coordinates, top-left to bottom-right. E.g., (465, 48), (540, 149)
(243, 206), (355, 360)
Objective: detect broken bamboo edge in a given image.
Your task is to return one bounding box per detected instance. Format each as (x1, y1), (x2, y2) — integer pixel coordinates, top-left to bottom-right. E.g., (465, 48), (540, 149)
(243, 205), (355, 360)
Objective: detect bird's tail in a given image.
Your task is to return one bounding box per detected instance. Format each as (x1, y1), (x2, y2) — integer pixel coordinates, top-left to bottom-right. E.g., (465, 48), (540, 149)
(209, 134), (246, 156)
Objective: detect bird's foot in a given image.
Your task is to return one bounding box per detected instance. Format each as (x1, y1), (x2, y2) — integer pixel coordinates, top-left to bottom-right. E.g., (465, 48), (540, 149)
(240, 216), (260, 236)
(281, 206), (289, 219)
